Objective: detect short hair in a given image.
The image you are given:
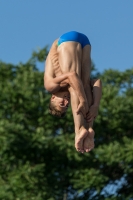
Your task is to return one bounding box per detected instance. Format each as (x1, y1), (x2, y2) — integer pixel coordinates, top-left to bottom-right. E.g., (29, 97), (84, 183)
(48, 101), (66, 118)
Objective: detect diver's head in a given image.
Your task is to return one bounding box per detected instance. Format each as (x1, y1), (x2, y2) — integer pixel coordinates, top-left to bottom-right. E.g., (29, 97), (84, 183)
(49, 91), (70, 117)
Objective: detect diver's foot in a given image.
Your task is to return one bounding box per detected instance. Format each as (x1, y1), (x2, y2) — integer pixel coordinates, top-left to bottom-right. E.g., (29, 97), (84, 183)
(75, 127), (88, 153)
(83, 127), (95, 152)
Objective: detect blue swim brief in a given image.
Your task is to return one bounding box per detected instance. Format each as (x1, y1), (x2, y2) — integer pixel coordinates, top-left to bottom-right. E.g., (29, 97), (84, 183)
(58, 31), (91, 48)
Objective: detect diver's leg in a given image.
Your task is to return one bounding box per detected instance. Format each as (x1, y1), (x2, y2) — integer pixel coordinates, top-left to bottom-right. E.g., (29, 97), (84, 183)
(69, 87), (88, 153)
(81, 45), (95, 152)
(81, 44), (93, 108)
(58, 42), (87, 153)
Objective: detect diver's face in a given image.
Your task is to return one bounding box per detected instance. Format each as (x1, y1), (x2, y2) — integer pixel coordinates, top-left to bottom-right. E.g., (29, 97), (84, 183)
(51, 91), (70, 112)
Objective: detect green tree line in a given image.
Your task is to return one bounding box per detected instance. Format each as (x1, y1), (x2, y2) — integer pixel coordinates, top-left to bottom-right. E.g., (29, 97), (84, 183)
(0, 47), (133, 200)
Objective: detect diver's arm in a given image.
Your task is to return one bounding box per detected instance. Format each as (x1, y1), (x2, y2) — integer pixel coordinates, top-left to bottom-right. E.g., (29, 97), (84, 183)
(91, 79), (102, 106)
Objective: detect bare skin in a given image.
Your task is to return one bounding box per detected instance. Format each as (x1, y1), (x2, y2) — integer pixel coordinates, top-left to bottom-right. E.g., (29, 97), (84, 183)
(57, 41), (94, 153)
(44, 38), (102, 153)
(70, 85), (94, 153)
(68, 86), (88, 153)
(83, 127), (95, 152)
(44, 40), (89, 117)
(81, 79), (102, 152)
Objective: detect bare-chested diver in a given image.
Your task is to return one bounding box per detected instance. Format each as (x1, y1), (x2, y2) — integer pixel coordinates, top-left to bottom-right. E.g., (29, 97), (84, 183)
(44, 31), (102, 153)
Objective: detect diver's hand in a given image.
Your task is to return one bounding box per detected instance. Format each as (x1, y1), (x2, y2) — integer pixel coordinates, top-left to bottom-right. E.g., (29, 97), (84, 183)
(86, 105), (99, 122)
(76, 101), (88, 118)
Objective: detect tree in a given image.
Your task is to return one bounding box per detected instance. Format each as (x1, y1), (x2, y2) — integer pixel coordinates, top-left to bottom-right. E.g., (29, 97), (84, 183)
(0, 47), (133, 200)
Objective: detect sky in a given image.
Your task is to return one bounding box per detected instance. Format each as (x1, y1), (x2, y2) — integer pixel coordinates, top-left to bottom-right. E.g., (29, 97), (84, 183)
(0, 0), (133, 73)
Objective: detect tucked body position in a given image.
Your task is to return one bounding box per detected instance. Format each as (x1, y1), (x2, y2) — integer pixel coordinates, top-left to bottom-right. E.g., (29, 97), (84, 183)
(44, 31), (102, 153)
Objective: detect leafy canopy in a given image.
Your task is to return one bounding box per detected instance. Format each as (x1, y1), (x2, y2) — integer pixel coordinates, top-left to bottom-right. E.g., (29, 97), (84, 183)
(0, 47), (133, 200)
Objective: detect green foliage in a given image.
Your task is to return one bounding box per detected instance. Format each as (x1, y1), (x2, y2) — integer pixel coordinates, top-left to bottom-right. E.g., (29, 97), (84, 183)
(30, 46), (49, 63)
(0, 48), (133, 200)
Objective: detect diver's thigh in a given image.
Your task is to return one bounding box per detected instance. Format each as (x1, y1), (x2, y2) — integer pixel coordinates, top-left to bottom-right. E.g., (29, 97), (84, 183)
(81, 45), (91, 84)
(57, 42), (82, 75)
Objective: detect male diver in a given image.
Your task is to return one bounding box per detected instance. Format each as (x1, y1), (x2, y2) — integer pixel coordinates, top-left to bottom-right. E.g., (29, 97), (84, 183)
(44, 31), (102, 153)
